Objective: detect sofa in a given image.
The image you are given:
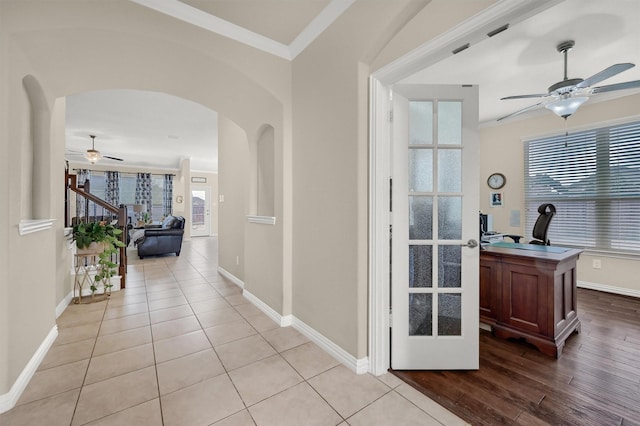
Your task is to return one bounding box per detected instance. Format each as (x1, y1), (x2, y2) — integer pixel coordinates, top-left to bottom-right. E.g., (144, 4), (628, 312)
(136, 215), (185, 259)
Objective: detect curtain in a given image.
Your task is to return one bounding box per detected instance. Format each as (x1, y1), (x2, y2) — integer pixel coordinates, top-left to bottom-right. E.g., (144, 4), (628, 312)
(105, 171), (120, 206)
(75, 169), (91, 220)
(135, 173), (152, 216)
(163, 174), (173, 217)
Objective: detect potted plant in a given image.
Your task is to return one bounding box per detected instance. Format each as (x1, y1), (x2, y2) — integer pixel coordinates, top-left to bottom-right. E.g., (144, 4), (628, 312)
(73, 221), (126, 296)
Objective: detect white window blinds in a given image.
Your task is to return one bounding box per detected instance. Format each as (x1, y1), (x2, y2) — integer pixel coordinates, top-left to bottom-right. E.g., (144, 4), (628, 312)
(524, 120), (640, 253)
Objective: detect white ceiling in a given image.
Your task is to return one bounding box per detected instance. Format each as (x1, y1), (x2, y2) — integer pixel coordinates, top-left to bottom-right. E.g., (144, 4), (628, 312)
(65, 0), (640, 173)
(403, 0), (640, 123)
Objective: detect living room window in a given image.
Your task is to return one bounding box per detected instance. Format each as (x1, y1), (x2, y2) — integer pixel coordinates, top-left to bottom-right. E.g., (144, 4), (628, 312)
(81, 171), (171, 223)
(524, 119), (640, 254)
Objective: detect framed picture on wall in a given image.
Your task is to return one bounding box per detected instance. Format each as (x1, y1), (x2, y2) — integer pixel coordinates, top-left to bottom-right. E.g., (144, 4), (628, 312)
(490, 192), (503, 207)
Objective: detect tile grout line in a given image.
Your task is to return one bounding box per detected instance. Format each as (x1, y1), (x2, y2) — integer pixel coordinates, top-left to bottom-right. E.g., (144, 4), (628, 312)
(68, 293), (110, 426)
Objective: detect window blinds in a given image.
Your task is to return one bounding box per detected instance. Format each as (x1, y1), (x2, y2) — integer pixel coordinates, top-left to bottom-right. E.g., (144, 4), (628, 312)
(524, 120), (640, 253)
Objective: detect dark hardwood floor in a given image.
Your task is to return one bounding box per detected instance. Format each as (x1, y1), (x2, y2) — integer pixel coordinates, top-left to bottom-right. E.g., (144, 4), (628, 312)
(391, 288), (640, 426)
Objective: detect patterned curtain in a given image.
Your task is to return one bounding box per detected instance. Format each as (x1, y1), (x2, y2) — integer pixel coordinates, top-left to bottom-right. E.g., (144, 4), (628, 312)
(135, 172), (152, 215)
(75, 169), (91, 220)
(163, 174), (173, 217)
(105, 171), (120, 206)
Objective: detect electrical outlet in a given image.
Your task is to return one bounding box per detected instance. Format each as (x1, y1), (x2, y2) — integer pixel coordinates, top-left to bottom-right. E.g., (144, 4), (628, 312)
(236, 256), (240, 265)
(592, 259), (602, 269)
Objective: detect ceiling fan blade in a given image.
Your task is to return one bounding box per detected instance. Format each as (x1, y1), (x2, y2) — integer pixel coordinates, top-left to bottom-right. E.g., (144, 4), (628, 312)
(500, 94), (547, 100)
(576, 63), (635, 88)
(497, 102), (543, 122)
(591, 79), (640, 94)
(103, 155), (124, 161)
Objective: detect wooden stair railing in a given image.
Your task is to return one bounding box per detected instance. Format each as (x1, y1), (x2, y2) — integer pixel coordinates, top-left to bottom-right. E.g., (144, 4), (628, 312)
(66, 170), (128, 288)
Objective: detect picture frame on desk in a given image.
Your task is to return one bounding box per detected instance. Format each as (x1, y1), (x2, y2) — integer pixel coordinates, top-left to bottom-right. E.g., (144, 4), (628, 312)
(490, 192), (503, 207)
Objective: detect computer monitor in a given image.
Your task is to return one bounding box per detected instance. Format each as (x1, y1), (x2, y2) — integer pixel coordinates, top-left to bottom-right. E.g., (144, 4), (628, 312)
(479, 213), (488, 238)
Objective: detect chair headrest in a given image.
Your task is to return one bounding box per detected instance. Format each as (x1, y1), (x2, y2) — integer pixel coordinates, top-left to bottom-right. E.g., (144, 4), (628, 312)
(538, 203), (556, 215)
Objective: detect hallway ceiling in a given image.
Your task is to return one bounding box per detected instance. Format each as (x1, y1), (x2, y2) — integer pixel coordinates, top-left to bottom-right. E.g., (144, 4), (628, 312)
(65, 0), (640, 173)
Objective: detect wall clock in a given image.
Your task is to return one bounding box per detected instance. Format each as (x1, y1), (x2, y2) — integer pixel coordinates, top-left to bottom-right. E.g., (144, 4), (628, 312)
(487, 173), (506, 189)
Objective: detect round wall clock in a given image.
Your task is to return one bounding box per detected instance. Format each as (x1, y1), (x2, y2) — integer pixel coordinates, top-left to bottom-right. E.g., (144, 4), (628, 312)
(487, 173), (506, 189)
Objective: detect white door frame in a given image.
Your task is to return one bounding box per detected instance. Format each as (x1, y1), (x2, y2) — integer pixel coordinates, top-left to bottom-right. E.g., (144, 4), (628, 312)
(367, 0), (560, 375)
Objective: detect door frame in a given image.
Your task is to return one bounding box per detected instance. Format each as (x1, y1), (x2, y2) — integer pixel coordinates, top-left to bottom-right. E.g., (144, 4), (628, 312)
(367, 0), (560, 375)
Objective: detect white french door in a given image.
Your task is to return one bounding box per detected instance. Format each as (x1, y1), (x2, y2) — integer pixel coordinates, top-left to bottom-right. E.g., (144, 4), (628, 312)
(391, 84), (479, 370)
(191, 187), (211, 237)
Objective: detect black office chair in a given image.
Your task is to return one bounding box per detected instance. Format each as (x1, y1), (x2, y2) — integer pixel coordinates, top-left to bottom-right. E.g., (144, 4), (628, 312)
(505, 203), (556, 245)
(529, 203), (556, 245)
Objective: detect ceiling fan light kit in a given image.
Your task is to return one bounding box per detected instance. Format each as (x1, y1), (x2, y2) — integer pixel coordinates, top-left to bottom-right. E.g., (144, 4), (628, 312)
(498, 40), (640, 122)
(84, 148), (103, 164)
(544, 95), (588, 118)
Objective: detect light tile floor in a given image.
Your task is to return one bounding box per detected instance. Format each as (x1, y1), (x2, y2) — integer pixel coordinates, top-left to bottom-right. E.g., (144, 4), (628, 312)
(0, 237), (468, 426)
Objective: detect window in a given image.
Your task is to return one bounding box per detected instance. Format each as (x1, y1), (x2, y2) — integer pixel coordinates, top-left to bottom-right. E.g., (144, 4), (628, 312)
(524, 120), (640, 254)
(80, 172), (172, 224)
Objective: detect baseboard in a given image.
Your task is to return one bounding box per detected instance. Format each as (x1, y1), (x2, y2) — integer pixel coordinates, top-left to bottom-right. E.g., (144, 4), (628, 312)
(0, 325), (58, 414)
(240, 289), (368, 374)
(217, 267), (244, 289)
(578, 280), (640, 298)
(292, 317), (369, 375)
(56, 291), (73, 319)
(242, 290), (291, 327)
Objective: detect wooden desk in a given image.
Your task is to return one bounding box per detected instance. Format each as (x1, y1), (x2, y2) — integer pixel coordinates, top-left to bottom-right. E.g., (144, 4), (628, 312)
(480, 243), (582, 358)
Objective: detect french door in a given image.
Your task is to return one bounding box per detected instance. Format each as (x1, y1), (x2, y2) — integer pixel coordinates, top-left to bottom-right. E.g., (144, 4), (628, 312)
(391, 84), (479, 370)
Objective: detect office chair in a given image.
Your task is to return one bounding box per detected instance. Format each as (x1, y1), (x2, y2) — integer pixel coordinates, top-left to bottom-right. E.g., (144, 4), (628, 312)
(505, 203), (556, 245)
(529, 203), (556, 245)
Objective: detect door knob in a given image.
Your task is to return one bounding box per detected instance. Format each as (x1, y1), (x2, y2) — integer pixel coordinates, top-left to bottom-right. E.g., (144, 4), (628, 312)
(461, 239), (478, 248)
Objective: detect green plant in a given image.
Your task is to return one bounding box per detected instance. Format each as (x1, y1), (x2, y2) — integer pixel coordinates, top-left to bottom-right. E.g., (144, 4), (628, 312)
(73, 221), (126, 295)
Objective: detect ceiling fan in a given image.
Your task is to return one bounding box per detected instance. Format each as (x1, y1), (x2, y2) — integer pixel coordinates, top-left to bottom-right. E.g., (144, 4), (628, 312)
(498, 40), (640, 121)
(66, 135), (124, 164)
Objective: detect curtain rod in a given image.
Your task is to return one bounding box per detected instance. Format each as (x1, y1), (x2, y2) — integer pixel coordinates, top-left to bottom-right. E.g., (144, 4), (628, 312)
(71, 168), (176, 176)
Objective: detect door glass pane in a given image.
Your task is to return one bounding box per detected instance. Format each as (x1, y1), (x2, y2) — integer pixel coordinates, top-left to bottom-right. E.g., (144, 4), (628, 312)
(408, 149), (433, 192)
(409, 245), (432, 288)
(409, 101), (433, 145)
(438, 294), (462, 336)
(438, 149), (461, 192)
(192, 190), (206, 231)
(438, 196), (462, 239)
(438, 101), (462, 145)
(409, 196), (432, 240)
(409, 293), (433, 336)
(438, 245), (461, 288)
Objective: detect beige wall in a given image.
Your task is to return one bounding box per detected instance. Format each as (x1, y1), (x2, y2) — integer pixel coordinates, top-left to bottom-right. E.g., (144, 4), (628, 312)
(0, 0), (289, 398)
(291, 0), (489, 358)
(218, 116), (249, 280)
(480, 93), (640, 294)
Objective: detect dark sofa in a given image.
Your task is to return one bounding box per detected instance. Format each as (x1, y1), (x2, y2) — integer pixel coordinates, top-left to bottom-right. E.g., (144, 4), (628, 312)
(136, 215), (185, 259)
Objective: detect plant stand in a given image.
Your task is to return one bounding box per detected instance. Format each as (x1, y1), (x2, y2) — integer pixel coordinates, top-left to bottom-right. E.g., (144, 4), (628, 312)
(73, 253), (111, 304)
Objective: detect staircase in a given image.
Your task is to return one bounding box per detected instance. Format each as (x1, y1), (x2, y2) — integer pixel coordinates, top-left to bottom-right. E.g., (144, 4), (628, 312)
(65, 170), (128, 288)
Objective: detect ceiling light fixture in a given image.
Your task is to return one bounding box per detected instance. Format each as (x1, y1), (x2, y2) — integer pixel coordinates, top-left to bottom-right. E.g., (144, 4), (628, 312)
(85, 135), (103, 164)
(544, 95), (588, 119)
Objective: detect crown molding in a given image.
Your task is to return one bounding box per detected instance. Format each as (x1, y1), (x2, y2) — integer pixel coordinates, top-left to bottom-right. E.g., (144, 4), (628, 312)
(129, 0), (354, 61)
